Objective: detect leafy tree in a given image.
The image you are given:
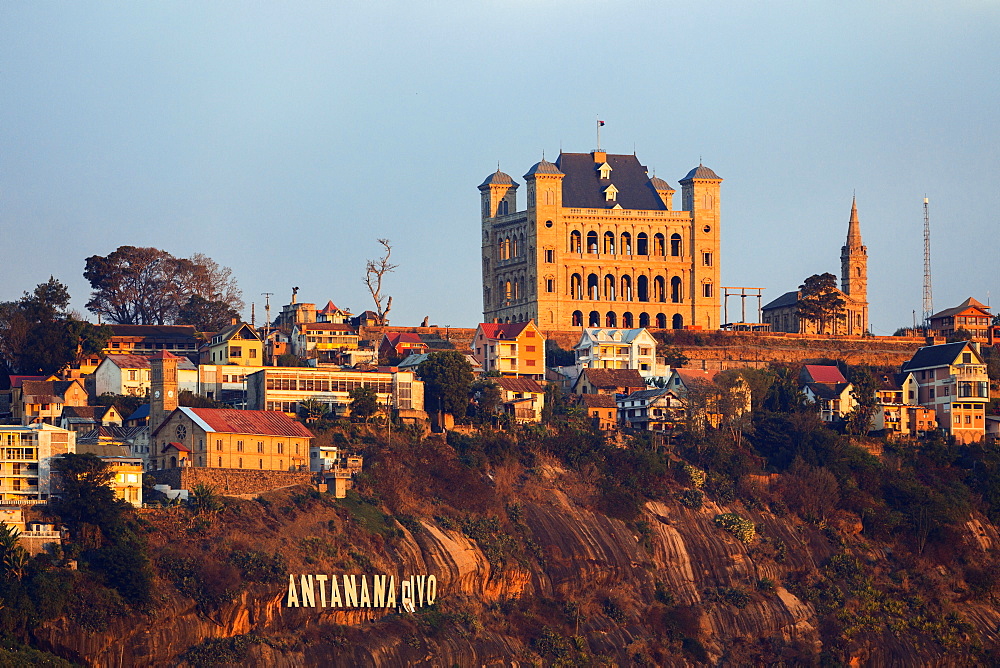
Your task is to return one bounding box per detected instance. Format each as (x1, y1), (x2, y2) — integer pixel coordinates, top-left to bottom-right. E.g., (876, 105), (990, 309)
(472, 379), (503, 422)
(297, 398), (328, 423)
(365, 238), (396, 325)
(761, 366), (805, 413)
(947, 327), (973, 342)
(189, 484), (222, 514)
(176, 295), (240, 332)
(349, 386), (379, 422)
(84, 246), (243, 325)
(657, 343), (689, 368)
(0, 278), (111, 374)
(796, 273), (845, 334)
(48, 453), (127, 537)
(178, 390), (227, 408)
(277, 353), (305, 367)
(418, 351), (474, 417)
(545, 340), (575, 367)
(845, 366), (878, 436)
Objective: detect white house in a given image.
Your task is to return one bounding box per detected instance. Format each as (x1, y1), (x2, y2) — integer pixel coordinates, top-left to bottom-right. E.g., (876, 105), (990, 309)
(573, 328), (660, 376)
(95, 355), (198, 397)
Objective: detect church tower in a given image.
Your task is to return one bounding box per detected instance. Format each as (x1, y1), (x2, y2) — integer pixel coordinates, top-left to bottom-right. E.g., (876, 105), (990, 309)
(840, 197), (867, 302)
(149, 350), (179, 433)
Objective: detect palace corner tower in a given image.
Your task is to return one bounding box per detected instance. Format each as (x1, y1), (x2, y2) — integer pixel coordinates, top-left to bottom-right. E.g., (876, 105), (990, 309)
(480, 150), (721, 330)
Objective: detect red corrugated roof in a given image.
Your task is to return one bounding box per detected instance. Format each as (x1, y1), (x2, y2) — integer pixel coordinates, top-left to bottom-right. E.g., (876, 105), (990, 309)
(8, 375), (47, 388)
(163, 441), (190, 453)
(187, 408), (314, 438)
(803, 365), (846, 384)
(478, 322), (530, 340)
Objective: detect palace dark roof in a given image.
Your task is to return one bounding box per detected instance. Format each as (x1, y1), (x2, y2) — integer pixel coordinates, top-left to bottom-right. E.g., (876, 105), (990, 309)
(679, 164), (722, 182)
(524, 159), (563, 177)
(648, 176), (674, 191)
(555, 152), (667, 210)
(479, 170), (516, 188)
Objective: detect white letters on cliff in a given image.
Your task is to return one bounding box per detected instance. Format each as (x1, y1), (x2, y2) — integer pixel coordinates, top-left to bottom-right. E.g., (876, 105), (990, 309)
(286, 574), (437, 612)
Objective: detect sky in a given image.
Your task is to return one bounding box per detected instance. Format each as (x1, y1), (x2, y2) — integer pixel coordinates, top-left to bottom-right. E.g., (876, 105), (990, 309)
(3, 1), (999, 335)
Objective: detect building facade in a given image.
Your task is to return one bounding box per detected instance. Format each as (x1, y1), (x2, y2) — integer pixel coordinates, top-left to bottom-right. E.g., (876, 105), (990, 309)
(0, 424), (75, 502)
(471, 321), (545, 380)
(245, 367), (424, 418)
(480, 151), (722, 330)
(901, 341), (990, 443)
(573, 327), (658, 374)
(928, 297), (993, 344)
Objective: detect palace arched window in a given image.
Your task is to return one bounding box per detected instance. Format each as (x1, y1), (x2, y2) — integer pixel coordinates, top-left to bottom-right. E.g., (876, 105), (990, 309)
(654, 276), (666, 302)
(587, 273), (599, 300)
(622, 312), (634, 328)
(654, 233), (665, 256)
(570, 274), (582, 300)
(569, 230), (582, 253)
(587, 231), (598, 254)
(621, 232), (632, 255)
(670, 276), (682, 303)
(637, 275), (649, 302)
(637, 233), (648, 255)
(606, 311), (617, 328)
(588, 311), (601, 327)
(604, 274), (616, 301)
(670, 233), (682, 257)
(672, 314), (684, 329)
(572, 310), (583, 326)
(603, 231), (615, 255)
(639, 313), (650, 328)
(620, 275), (632, 301)
(656, 313), (667, 329)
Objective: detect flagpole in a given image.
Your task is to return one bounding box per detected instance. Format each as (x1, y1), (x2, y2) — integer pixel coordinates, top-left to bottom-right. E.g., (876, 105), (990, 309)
(596, 117), (601, 151)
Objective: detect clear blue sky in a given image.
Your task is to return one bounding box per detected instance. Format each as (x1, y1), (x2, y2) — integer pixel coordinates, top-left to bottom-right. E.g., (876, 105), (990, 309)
(3, 1), (998, 334)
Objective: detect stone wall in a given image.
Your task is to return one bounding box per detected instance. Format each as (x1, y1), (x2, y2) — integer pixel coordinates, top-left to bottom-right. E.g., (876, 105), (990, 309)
(148, 467), (313, 496)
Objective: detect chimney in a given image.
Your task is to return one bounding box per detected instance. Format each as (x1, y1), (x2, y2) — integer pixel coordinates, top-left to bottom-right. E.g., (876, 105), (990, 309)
(231, 317), (238, 326)
(593, 150), (606, 163)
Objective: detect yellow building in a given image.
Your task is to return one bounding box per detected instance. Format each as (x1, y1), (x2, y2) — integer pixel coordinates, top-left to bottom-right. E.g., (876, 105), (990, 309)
(480, 151), (722, 330)
(103, 457), (144, 506)
(205, 322), (263, 366)
(0, 424), (75, 502)
(472, 321), (545, 380)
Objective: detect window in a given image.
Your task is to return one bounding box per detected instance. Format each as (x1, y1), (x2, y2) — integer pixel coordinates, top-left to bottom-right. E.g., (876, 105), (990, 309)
(257, 441), (264, 453)
(237, 440), (244, 452)
(545, 249), (554, 263)
(546, 278), (555, 293)
(525, 345), (536, 352)
(702, 283), (713, 298)
(277, 442), (284, 454)
(230, 346), (242, 357)
(239, 458), (243, 469)
(250, 349), (257, 358)
(702, 252), (713, 267)
(259, 459), (263, 469)
(215, 439), (222, 451)
(218, 457), (222, 467)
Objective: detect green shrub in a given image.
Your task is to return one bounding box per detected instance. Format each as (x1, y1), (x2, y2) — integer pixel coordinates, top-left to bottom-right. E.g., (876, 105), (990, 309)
(679, 489), (704, 509)
(714, 513), (756, 544)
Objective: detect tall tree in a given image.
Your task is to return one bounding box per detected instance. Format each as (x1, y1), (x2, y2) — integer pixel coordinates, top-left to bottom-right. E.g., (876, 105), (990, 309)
(418, 351), (474, 417)
(365, 238), (396, 325)
(0, 278), (111, 374)
(797, 273), (846, 334)
(845, 365), (878, 436)
(176, 294), (240, 332)
(84, 246), (243, 325)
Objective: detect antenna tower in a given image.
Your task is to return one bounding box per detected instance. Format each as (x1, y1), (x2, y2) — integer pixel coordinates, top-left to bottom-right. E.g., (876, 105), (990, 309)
(922, 198), (933, 328)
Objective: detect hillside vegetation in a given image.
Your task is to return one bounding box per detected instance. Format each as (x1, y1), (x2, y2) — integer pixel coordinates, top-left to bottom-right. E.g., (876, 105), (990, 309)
(7, 392), (1000, 665)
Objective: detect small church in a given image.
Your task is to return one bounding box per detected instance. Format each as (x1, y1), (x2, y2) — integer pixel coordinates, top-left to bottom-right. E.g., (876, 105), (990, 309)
(761, 199), (869, 336)
(146, 350), (312, 471)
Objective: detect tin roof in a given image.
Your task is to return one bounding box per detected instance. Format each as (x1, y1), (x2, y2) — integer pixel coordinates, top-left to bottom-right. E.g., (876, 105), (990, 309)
(180, 407), (314, 439)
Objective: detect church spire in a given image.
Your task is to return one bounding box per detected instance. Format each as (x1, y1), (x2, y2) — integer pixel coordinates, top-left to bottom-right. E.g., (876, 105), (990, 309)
(845, 195), (863, 249)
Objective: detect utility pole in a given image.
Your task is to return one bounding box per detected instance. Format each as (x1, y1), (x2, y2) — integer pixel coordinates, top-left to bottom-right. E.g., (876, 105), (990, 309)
(262, 292), (274, 364)
(922, 198), (933, 330)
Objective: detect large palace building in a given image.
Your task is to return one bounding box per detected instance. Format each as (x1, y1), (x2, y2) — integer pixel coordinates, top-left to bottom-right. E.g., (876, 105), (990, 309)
(480, 150), (722, 330)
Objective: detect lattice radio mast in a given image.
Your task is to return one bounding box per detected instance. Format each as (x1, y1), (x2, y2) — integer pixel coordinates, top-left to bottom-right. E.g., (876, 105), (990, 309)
(922, 197), (933, 328)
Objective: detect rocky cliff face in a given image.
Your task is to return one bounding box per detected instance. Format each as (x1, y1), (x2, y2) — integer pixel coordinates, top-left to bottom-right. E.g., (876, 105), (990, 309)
(31, 456), (1000, 667)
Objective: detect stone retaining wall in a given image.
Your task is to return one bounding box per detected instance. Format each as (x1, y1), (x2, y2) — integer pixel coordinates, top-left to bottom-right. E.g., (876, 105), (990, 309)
(148, 467), (313, 496)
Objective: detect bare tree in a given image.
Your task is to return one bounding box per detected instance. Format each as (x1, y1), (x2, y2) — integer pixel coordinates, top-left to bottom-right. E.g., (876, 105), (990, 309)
(365, 238), (397, 325)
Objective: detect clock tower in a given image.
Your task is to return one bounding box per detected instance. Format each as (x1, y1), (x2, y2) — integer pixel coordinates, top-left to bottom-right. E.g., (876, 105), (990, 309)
(149, 350), (179, 433)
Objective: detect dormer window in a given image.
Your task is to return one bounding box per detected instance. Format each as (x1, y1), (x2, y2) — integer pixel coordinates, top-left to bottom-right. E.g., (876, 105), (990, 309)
(598, 163), (612, 179)
(604, 184), (618, 202)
